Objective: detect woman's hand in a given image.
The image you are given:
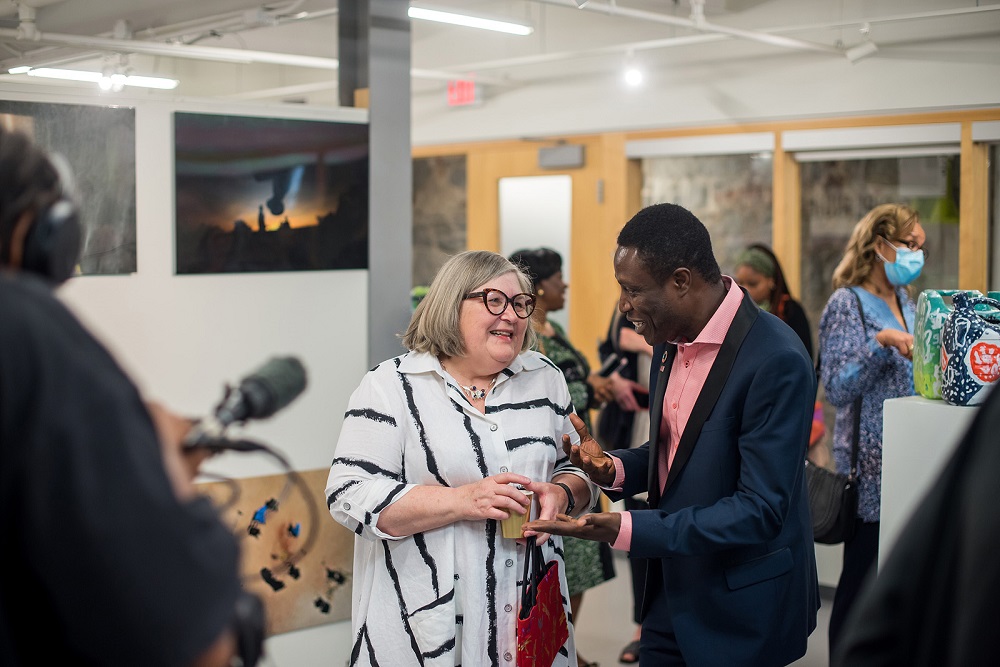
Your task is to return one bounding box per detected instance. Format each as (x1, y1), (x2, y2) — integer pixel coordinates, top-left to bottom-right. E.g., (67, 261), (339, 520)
(619, 327), (653, 355)
(588, 373), (616, 404)
(609, 372), (648, 412)
(521, 480), (570, 545)
(875, 329), (915, 360)
(455, 472), (533, 522)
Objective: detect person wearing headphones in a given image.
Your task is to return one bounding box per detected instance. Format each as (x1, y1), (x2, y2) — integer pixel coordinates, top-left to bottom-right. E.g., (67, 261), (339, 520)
(0, 126), (263, 666)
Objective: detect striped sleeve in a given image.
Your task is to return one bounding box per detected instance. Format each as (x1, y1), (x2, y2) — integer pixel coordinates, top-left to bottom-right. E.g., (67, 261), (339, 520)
(326, 364), (416, 541)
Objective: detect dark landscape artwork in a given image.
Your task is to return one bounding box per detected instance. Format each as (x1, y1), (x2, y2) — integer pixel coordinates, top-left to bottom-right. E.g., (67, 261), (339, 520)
(0, 101), (137, 275)
(174, 112), (369, 274)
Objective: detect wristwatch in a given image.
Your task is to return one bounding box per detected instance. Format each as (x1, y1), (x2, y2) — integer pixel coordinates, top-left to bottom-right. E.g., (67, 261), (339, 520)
(553, 481), (576, 515)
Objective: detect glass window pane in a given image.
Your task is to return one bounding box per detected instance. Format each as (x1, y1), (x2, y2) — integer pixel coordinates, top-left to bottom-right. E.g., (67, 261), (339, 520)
(641, 153), (773, 275)
(800, 155), (960, 331)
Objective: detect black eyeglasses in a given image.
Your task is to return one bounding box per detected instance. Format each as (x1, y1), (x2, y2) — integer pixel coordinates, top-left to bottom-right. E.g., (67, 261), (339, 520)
(883, 235), (929, 260)
(465, 288), (536, 319)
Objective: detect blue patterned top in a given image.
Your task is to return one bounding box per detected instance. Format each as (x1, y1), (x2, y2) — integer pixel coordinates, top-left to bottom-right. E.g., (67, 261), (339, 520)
(818, 286), (916, 523)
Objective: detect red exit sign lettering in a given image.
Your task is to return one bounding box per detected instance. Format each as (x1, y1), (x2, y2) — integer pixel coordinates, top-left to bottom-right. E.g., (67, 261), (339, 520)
(447, 79), (481, 107)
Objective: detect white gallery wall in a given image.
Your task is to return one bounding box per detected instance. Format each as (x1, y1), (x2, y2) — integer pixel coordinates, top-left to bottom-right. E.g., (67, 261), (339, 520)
(1, 88), (366, 666)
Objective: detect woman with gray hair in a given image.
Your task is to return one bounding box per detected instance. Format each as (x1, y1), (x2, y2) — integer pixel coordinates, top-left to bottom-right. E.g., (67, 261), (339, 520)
(326, 249), (595, 667)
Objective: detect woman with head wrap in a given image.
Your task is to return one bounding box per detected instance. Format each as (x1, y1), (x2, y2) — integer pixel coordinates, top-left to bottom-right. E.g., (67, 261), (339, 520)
(734, 243), (813, 359)
(509, 247), (616, 667)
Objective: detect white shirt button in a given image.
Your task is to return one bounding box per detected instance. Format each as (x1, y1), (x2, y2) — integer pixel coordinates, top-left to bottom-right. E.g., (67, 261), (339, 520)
(343, 502), (351, 511)
(504, 604), (513, 612)
(504, 652), (513, 662)
(490, 424), (499, 432)
(505, 559), (514, 567)
(500, 466), (509, 473)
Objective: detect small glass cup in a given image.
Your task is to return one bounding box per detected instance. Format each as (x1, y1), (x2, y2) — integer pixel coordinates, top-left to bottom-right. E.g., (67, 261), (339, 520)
(500, 489), (534, 539)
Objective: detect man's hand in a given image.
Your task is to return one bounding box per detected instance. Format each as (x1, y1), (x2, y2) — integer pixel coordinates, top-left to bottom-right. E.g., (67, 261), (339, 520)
(522, 512), (621, 544)
(146, 401), (210, 500)
(563, 413), (616, 487)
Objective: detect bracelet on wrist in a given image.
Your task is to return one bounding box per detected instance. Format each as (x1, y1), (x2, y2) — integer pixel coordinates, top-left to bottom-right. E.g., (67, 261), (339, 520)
(553, 481), (576, 515)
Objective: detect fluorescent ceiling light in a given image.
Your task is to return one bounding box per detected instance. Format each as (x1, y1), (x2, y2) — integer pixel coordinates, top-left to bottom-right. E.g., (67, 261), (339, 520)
(408, 6), (533, 35)
(23, 67), (178, 89)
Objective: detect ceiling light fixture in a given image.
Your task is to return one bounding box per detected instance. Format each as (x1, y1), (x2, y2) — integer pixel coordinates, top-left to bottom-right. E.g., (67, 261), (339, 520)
(623, 50), (643, 87)
(18, 67), (179, 90)
(845, 40), (878, 63)
(408, 6), (533, 35)
(845, 22), (879, 63)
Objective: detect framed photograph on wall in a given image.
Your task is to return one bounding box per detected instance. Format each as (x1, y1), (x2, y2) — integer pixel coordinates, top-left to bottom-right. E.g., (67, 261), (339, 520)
(174, 112), (369, 274)
(0, 100), (137, 275)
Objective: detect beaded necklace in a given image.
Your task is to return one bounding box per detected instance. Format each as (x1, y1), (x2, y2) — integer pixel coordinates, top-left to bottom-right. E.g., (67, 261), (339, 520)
(441, 363), (497, 400)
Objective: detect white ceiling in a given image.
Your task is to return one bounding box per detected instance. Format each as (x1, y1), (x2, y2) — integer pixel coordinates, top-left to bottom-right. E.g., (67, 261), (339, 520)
(1, 1), (999, 126)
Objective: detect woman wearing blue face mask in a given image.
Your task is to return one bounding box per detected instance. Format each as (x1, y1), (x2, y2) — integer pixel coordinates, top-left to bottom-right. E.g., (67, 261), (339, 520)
(818, 203), (926, 656)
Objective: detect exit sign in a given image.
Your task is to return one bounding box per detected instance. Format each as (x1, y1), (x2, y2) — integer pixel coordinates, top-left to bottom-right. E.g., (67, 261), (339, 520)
(447, 79), (481, 107)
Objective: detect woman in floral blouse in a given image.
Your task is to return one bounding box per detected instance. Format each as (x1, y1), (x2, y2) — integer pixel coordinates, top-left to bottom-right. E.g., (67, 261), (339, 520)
(818, 204), (926, 656)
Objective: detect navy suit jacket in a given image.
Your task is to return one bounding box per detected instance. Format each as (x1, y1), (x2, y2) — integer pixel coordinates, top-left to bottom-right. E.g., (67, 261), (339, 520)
(612, 290), (819, 667)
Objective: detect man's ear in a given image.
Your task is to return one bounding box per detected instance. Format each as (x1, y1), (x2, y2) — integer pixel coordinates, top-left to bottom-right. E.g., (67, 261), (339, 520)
(671, 267), (692, 295)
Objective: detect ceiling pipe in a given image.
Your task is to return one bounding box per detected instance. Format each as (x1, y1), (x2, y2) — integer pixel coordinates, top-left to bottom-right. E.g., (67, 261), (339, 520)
(429, 3), (1000, 76)
(535, 0), (841, 55)
(0, 2), (337, 72)
(0, 26), (340, 68)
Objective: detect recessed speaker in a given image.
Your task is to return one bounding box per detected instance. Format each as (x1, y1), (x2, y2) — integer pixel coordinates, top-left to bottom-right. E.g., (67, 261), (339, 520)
(538, 144), (585, 169)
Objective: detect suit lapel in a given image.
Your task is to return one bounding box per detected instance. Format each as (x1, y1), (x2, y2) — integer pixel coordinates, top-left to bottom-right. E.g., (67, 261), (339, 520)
(646, 344), (674, 508)
(661, 292), (758, 494)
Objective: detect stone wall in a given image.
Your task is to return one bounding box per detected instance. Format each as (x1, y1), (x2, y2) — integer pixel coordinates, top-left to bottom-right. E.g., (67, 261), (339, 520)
(412, 155), (467, 288)
(641, 154), (774, 277)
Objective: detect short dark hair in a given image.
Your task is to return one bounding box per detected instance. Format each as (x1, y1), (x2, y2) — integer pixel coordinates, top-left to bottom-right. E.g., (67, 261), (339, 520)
(617, 203), (721, 285)
(508, 247), (562, 290)
(0, 127), (62, 265)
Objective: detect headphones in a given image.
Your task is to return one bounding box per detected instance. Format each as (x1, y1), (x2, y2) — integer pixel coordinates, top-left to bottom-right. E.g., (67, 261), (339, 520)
(20, 154), (82, 285)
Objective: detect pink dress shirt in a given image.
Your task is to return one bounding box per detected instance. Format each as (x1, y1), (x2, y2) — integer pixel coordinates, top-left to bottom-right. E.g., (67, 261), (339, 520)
(609, 277), (743, 551)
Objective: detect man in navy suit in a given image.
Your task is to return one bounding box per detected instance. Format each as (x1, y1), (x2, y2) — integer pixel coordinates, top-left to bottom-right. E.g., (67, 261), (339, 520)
(525, 203), (819, 666)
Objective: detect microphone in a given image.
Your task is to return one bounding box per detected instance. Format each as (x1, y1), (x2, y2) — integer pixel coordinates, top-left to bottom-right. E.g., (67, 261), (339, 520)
(185, 356), (307, 448)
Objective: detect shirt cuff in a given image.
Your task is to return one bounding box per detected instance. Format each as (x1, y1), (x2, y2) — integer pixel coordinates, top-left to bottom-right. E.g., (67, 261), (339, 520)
(599, 453), (626, 491)
(611, 511), (632, 551)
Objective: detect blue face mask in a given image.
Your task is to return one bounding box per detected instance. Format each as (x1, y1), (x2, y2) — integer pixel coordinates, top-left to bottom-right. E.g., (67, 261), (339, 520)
(881, 244), (925, 286)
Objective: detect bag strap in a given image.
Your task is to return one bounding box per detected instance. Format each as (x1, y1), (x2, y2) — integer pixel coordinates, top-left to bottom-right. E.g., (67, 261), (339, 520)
(847, 288), (866, 480)
(520, 535), (535, 614)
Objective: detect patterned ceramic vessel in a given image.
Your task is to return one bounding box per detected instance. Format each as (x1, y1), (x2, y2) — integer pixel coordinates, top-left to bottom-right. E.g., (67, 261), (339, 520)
(940, 293), (1000, 406)
(913, 290), (981, 399)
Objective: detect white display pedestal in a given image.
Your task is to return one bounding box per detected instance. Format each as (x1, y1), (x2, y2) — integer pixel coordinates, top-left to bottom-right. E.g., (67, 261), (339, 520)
(879, 395), (978, 568)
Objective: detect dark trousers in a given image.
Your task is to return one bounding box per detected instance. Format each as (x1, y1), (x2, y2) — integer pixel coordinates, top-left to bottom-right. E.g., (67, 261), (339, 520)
(640, 586), (685, 666)
(828, 519), (880, 655)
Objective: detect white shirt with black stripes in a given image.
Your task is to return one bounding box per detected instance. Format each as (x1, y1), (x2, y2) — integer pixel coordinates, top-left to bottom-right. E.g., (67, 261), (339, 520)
(326, 350), (592, 667)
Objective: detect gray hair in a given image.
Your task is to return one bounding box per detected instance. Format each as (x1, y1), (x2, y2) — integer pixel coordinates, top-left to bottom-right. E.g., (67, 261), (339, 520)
(402, 250), (536, 358)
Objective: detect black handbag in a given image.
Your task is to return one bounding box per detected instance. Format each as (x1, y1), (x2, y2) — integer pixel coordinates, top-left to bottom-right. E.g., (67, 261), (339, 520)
(805, 447), (858, 544)
(807, 288), (865, 545)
